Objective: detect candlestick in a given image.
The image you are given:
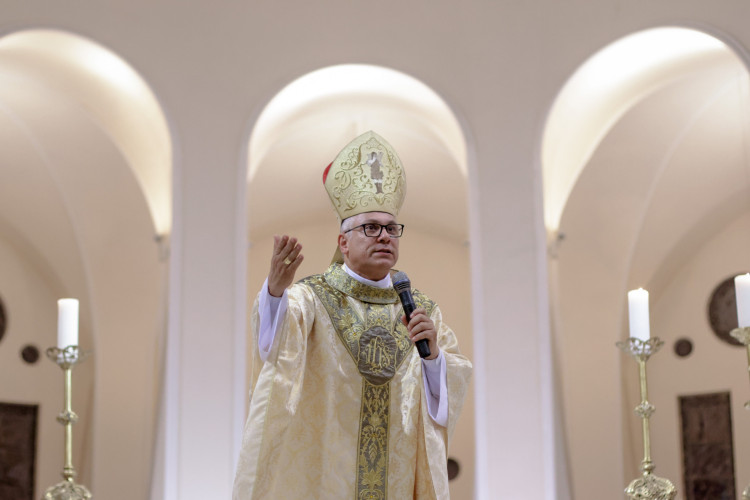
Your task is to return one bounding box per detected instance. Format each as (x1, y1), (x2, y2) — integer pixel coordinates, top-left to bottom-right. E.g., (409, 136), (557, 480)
(616, 337), (676, 500)
(730, 325), (750, 500)
(44, 345), (92, 500)
(628, 289), (651, 342)
(57, 299), (79, 349)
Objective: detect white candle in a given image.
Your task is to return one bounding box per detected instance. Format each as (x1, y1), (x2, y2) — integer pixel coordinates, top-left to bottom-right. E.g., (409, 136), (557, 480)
(628, 288), (650, 341)
(57, 298), (79, 349)
(735, 274), (750, 328)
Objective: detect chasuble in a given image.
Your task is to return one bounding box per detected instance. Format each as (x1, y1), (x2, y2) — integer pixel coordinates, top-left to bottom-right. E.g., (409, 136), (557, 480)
(233, 263), (472, 500)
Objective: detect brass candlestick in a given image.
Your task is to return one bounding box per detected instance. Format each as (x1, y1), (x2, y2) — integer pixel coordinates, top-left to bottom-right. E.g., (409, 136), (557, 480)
(616, 337), (677, 500)
(730, 326), (750, 500)
(43, 345), (92, 500)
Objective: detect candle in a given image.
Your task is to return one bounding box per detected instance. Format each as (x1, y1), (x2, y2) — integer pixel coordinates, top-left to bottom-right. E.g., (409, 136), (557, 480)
(57, 298), (79, 349)
(736, 274), (750, 328)
(628, 288), (650, 341)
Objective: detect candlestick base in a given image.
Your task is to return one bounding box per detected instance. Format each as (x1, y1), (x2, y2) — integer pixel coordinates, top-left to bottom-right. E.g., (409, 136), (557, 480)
(43, 479), (92, 500)
(624, 473), (677, 500)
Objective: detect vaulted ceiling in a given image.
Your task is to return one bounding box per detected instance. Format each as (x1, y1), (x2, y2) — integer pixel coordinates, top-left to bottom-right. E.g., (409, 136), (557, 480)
(545, 28), (750, 294)
(246, 65), (469, 246)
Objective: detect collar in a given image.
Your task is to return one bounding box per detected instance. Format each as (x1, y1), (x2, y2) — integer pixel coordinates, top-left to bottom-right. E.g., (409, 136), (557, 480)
(342, 263), (393, 288)
(324, 263), (398, 304)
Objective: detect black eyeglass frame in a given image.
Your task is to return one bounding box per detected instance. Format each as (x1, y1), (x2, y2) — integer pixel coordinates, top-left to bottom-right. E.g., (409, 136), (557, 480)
(343, 223), (405, 238)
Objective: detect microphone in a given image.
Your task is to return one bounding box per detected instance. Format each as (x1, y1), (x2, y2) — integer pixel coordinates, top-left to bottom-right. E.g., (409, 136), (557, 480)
(393, 271), (431, 358)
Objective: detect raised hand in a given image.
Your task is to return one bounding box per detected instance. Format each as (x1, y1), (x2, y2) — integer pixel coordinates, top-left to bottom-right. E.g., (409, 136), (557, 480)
(268, 235), (304, 297)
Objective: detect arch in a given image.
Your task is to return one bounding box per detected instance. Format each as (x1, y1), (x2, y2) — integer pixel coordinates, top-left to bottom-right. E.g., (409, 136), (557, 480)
(543, 27), (730, 232)
(0, 29), (173, 234)
(542, 27), (750, 497)
(246, 64), (468, 244)
(0, 29), (173, 499)
(240, 63), (475, 498)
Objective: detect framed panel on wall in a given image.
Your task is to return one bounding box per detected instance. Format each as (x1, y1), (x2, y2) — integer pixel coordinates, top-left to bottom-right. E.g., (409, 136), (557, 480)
(679, 392), (736, 500)
(0, 402), (38, 500)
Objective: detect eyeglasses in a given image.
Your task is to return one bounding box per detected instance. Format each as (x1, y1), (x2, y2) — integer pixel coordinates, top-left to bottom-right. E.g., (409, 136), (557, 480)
(343, 223), (405, 238)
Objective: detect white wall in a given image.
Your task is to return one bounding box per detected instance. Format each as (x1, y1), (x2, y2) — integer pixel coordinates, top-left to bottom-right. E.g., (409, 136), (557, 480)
(1, 2), (750, 500)
(640, 211), (750, 499)
(0, 233), (93, 497)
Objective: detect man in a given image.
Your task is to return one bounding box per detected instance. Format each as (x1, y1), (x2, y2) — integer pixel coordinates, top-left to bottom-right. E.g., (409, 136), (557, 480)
(233, 131), (472, 499)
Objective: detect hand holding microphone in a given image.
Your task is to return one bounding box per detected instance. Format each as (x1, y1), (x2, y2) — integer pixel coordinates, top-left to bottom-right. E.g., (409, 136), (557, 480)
(393, 272), (436, 359)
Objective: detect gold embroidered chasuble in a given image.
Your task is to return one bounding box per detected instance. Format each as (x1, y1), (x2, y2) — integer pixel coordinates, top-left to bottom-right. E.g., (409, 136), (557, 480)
(233, 264), (472, 500)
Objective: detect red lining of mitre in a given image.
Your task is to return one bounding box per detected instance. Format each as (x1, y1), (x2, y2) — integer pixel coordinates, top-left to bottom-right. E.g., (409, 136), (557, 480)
(322, 162), (333, 183)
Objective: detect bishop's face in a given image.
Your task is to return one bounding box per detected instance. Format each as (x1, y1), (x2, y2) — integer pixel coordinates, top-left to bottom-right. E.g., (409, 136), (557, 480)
(338, 211), (400, 281)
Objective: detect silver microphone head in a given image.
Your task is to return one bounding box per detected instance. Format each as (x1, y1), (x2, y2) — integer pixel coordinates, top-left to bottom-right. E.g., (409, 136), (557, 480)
(392, 271), (411, 293)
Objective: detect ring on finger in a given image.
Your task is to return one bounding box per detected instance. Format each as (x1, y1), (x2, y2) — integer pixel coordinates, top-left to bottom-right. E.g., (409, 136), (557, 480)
(283, 258), (292, 265)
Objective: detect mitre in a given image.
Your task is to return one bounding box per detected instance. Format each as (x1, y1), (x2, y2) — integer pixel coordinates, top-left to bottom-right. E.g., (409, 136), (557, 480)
(323, 130), (407, 263)
(323, 130), (406, 221)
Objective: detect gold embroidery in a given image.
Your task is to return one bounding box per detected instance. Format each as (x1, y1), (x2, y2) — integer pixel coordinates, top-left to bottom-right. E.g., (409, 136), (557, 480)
(302, 265), (417, 384)
(299, 264), (437, 500)
(357, 381), (389, 500)
(323, 264), (399, 304)
(357, 327), (396, 386)
(333, 137), (406, 215)
(324, 132), (407, 221)
(365, 334), (392, 370)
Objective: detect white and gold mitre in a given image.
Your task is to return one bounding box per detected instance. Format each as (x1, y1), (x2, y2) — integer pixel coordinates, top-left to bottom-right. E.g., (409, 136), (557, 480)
(323, 131), (407, 221)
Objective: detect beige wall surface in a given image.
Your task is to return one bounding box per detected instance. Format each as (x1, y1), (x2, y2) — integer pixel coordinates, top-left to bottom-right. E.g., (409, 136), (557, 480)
(646, 212), (750, 499)
(0, 1), (749, 500)
(0, 234), (92, 497)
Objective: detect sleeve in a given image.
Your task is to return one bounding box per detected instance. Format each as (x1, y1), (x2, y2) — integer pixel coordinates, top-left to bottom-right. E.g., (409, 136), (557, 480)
(421, 351), (448, 426)
(257, 278), (289, 362)
(415, 304), (472, 498)
(430, 305), (472, 439)
(251, 280), (317, 368)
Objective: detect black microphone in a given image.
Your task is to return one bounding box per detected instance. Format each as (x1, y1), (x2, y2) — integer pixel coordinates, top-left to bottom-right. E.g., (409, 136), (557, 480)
(393, 271), (431, 359)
